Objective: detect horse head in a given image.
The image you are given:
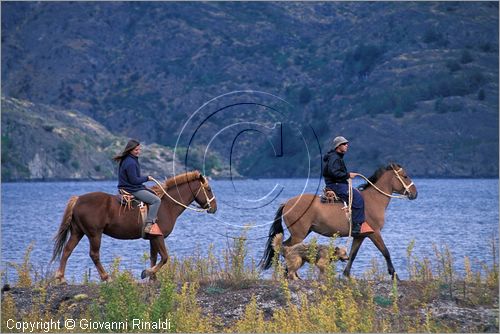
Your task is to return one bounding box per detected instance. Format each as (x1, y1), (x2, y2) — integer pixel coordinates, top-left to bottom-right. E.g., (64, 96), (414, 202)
(194, 174), (217, 213)
(389, 163), (418, 200)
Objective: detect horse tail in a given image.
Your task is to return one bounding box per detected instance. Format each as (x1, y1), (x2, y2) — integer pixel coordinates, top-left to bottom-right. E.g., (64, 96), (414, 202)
(51, 196), (78, 263)
(260, 203), (285, 270)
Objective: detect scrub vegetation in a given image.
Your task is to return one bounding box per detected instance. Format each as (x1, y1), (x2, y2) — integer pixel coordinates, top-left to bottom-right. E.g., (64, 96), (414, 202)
(2, 236), (498, 333)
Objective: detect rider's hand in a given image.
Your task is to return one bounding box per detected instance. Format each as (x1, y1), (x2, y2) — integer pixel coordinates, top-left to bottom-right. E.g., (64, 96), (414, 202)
(349, 173), (358, 178)
(148, 176), (153, 181)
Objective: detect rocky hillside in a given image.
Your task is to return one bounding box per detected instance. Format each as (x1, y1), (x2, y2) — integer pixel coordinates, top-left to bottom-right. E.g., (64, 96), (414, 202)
(1, 2), (498, 179)
(1, 97), (185, 181)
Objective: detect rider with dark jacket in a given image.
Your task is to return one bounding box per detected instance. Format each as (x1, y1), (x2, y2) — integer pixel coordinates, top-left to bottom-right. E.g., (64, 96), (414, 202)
(118, 154), (149, 193)
(323, 136), (373, 236)
(114, 139), (161, 235)
(323, 150), (349, 184)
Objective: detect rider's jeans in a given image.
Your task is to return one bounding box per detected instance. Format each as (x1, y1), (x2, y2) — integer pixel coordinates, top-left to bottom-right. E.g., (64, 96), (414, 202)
(132, 189), (161, 223)
(327, 183), (365, 224)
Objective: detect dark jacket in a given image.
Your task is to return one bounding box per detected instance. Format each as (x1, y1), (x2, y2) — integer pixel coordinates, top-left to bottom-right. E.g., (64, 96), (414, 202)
(323, 150), (349, 185)
(117, 154), (148, 192)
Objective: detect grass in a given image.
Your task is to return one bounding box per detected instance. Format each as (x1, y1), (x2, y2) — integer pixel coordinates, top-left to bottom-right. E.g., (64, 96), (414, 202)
(1, 236), (498, 333)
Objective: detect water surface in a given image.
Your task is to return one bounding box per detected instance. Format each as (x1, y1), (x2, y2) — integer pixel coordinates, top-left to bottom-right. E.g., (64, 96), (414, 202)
(1, 178), (498, 282)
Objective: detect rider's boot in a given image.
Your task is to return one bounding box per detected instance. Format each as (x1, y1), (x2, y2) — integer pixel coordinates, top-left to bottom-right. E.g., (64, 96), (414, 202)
(142, 221), (153, 239)
(143, 221), (153, 234)
(143, 219), (162, 237)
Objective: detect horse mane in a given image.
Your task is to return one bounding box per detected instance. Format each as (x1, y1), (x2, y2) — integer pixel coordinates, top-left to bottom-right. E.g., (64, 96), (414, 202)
(358, 163), (401, 191)
(151, 170), (202, 194)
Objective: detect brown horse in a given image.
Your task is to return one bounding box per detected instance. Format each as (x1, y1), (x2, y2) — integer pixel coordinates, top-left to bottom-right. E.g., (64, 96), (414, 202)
(51, 171), (216, 282)
(260, 163), (417, 279)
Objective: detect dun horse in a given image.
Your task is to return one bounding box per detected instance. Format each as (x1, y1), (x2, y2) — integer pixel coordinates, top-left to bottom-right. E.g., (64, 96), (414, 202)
(51, 171), (216, 282)
(260, 163), (417, 279)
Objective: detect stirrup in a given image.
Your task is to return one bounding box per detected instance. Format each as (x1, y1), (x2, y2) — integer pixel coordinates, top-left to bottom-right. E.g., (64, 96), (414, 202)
(360, 222), (374, 234)
(143, 221), (162, 237)
(352, 222), (374, 237)
(148, 223), (162, 236)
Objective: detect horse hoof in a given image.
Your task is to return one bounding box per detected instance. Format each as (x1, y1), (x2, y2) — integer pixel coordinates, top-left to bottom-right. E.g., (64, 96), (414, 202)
(141, 270), (148, 279)
(54, 277), (67, 285)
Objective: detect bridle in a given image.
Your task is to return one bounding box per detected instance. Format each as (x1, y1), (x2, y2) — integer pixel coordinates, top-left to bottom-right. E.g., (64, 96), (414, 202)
(193, 178), (216, 211)
(150, 177), (215, 212)
(356, 165), (414, 199)
(391, 166), (415, 198)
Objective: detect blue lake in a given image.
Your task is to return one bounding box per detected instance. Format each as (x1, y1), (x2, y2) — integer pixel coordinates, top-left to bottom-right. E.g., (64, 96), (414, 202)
(1, 178), (498, 283)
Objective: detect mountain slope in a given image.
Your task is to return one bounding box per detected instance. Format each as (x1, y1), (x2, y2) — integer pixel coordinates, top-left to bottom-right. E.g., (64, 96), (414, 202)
(1, 97), (185, 181)
(1, 1), (498, 178)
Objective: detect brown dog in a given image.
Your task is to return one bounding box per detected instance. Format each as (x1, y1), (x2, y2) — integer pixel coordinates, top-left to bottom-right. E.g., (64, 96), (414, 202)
(272, 233), (349, 280)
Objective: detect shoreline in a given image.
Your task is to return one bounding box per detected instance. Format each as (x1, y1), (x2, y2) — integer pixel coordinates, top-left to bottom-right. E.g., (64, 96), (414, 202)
(2, 176), (499, 183)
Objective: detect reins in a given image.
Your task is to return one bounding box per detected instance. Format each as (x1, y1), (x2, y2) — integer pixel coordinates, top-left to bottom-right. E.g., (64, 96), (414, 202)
(343, 166), (413, 249)
(347, 179), (353, 239)
(355, 167), (413, 199)
(150, 177), (214, 213)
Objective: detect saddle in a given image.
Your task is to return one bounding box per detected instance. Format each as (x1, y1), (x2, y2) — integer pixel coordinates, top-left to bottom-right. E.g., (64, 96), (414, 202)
(116, 189), (148, 226)
(116, 190), (163, 238)
(320, 187), (344, 204)
(320, 187), (352, 222)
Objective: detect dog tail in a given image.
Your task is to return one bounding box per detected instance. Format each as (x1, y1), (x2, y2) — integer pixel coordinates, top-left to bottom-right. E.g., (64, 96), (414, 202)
(259, 203), (285, 270)
(271, 233), (284, 252)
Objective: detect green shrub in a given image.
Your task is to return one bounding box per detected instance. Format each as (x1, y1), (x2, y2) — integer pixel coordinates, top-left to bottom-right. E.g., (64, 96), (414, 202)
(232, 295), (266, 333)
(222, 228), (258, 284)
(56, 142), (73, 164)
(175, 146), (221, 175)
(478, 88), (486, 101)
(479, 42), (495, 53)
(460, 50), (474, 64)
(94, 271), (147, 323)
(306, 237), (318, 280)
(343, 43), (384, 76)
(423, 29), (440, 43)
(423, 29), (448, 46)
(359, 88), (416, 117)
(299, 86), (312, 105)
(149, 272), (176, 330)
(446, 60), (461, 72)
(9, 243), (34, 287)
(465, 69), (486, 89)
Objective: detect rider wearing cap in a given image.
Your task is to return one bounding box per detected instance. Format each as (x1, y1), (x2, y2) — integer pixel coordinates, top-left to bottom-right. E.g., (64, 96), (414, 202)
(323, 136), (374, 236)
